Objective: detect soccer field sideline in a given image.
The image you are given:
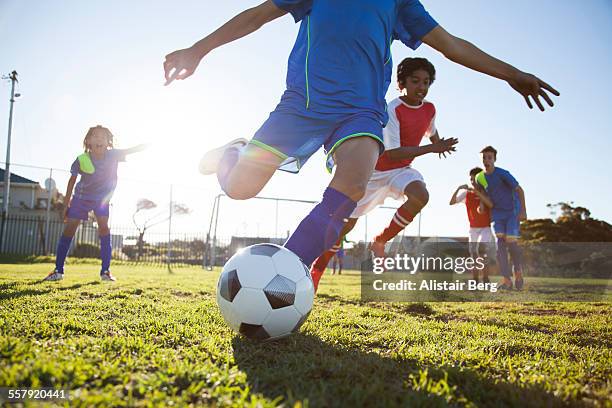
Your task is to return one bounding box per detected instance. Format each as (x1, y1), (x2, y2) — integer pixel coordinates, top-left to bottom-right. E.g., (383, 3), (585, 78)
(1, 263), (610, 407)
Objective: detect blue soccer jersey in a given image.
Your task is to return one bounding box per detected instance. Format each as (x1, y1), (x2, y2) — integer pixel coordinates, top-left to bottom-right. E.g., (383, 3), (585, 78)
(477, 167), (521, 218)
(70, 149), (127, 203)
(272, 0), (438, 124)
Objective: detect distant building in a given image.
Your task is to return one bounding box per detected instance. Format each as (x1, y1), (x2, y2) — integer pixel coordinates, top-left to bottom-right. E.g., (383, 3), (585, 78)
(0, 168), (122, 256)
(0, 168), (58, 214)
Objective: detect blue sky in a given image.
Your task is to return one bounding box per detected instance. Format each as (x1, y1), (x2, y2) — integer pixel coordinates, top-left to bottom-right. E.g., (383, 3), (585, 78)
(0, 0), (611, 241)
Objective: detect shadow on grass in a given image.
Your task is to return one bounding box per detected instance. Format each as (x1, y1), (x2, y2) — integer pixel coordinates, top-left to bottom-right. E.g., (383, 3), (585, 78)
(0, 281), (100, 300)
(232, 333), (567, 408)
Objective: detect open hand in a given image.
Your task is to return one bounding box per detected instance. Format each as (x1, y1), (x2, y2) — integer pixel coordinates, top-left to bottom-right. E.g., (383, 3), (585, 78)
(432, 137), (458, 158)
(163, 47), (204, 86)
(508, 71), (560, 111)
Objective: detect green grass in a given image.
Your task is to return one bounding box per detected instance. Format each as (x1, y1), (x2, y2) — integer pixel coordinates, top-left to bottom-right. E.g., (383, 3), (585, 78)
(1, 264), (610, 407)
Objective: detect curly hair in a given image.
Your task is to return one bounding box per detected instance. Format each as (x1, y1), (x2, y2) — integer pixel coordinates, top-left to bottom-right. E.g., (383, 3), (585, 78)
(83, 125), (114, 152)
(397, 57), (436, 86)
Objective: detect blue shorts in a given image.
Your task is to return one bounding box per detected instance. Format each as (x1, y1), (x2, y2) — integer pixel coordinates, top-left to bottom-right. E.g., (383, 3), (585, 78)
(251, 102), (384, 173)
(492, 212), (520, 239)
(67, 197), (110, 220)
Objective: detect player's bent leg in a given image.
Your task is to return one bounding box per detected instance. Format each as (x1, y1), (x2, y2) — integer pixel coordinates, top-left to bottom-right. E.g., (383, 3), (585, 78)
(403, 181), (429, 214)
(285, 137), (378, 266)
(221, 143), (283, 200)
(371, 181), (428, 257)
(329, 137), (380, 202)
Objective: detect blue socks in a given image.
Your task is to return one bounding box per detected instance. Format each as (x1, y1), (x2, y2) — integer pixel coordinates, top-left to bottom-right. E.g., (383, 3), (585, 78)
(496, 238), (511, 278)
(55, 235), (73, 273)
(507, 241), (523, 273)
(285, 187), (356, 266)
(217, 146), (241, 193)
(54, 234), (112, 274)
(100, 234), (112, 272)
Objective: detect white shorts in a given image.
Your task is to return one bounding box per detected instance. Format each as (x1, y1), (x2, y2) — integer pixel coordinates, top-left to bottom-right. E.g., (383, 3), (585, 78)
(351, 167), (424, 218)
(468, 227), (496, 258)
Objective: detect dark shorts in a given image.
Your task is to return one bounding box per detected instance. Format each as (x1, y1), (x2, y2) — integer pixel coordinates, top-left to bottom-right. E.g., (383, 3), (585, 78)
(252, 102), (384, 174)
(67, 197), (110, 220)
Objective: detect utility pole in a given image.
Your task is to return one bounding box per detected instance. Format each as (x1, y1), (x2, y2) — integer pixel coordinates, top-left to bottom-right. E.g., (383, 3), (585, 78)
(0, 71), (19, 252)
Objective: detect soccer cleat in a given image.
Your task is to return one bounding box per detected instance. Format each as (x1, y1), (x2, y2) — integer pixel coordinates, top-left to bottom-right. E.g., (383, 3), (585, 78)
(100, 271), (116, 281)
(514, 271), (524, 290)
(198, 138), (248, 175)
(498, 277), (513, 290)
(369, 241), (386, 259)
(43, 270), (64, 281)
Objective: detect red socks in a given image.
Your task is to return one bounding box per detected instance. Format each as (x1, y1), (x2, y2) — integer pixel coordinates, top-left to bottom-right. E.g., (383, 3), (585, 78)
(374, 206), (414, 244)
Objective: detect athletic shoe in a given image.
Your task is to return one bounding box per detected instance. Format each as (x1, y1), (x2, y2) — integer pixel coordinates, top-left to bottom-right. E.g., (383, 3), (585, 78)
(498, 277), (513, 290)
(198, 138), (248, 175)
(100, 271), (116, 282)
(43, 270), (64, 281)
(514, 271), (524, 290)
(369, 241), (386, 258)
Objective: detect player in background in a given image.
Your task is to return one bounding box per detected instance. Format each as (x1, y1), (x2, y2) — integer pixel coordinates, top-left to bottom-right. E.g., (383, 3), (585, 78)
(44, 126), (147, 282)
(450, 166), (495, 283)
(310, 57), (457, 291)
(476, 146), (526, 290)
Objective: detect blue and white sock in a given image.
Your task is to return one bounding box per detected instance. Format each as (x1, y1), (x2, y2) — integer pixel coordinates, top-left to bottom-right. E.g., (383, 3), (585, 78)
(285, 187), (356, 266)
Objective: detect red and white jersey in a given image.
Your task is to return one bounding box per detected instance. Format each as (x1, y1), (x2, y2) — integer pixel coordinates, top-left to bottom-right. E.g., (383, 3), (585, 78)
(457, 190), (491, 228)
(375, 97), (436, 171)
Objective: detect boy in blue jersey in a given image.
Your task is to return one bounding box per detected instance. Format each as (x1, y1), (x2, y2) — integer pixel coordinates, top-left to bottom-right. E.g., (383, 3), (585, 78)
(476, 146), (526, 290)
(163, 0), (558, 269)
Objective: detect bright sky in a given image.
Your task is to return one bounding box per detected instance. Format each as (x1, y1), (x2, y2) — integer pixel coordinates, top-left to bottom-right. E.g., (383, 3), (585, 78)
(0, 0), (611, 242)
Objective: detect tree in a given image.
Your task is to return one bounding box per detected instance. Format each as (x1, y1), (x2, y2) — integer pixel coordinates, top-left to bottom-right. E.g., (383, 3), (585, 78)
(132, 198), (191, 260)
(523, 202), (612, 243)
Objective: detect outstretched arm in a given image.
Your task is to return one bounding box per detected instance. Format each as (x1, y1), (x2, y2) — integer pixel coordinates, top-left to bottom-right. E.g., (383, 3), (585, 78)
(385, 133), (458, 162)
(121, 144), (149, 156)
(422, 26), (560, 111)
(164, 1), (287, 85)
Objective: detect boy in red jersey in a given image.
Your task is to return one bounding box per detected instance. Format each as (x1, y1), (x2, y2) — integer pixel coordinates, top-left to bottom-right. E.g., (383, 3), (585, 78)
(309, 57), (457, 291)
(450, 167), (495, 283)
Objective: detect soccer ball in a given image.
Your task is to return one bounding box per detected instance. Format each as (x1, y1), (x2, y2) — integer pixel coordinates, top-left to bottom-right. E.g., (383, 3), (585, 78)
(216, 243), (314, 341)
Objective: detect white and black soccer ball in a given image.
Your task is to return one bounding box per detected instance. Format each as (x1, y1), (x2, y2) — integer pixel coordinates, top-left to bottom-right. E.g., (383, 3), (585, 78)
(216, 243), (314, 341)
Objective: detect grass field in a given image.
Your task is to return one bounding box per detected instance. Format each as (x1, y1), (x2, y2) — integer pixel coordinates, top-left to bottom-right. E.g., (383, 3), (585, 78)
(1, 263), (611, 407)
